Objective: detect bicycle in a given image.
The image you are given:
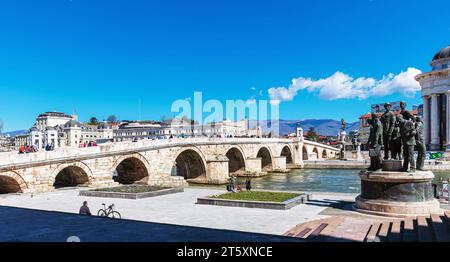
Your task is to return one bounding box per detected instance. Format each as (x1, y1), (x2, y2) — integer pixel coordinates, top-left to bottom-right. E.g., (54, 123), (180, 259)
(97, 203), (121, 219)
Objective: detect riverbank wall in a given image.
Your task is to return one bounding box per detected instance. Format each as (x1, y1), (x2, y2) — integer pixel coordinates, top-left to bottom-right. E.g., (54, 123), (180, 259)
(304, 160), (450, 171)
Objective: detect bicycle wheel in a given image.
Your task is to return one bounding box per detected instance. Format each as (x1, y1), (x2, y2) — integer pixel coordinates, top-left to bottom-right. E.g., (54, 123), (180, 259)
(97, 209), (106, 217)
(109, 211), (121, 219)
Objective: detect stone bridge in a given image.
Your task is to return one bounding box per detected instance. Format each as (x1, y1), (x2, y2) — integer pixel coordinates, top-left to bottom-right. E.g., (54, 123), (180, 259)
(0, 138), (338, 194)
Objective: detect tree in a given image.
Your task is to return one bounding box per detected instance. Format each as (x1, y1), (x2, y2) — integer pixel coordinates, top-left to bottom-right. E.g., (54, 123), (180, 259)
(305, 127), (320, 142)
(89, 117), (98, 125)
(107, 115), (118, 123)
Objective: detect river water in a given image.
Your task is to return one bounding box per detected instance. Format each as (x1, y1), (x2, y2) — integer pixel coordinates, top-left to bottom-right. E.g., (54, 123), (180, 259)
(232, 169), (450, 194)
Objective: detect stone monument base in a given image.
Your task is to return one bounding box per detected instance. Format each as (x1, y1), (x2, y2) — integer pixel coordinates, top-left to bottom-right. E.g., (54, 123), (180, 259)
(354, 170), (442, 217)
(382, 159), (403, 171)
(355, 196), (441, 217)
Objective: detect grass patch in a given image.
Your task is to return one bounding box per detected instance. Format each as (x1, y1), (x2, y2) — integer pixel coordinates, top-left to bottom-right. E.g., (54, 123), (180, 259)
(210, 191), (301, 203)
(94, 185), (168, 193)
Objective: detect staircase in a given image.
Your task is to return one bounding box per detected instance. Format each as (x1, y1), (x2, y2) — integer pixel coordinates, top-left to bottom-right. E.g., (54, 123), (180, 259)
(284, 211), (450, 242)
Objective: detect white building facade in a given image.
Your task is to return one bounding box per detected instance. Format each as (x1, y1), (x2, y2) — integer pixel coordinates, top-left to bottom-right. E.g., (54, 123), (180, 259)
(14, 112), (113, 150)
(416, 45), (450, 151)
(114, 119), (249, 142)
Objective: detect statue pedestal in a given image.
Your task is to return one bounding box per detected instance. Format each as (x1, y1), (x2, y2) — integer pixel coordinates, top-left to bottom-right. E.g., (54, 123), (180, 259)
(354, 170), (442, 217)
(382, 160), (403, 171)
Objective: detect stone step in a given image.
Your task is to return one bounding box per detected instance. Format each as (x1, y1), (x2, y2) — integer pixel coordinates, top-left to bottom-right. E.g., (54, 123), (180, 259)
(388, 220), (402, 242)
(417, 216), (434, 242)
(365, 222), (381, 242)
(377, 221), (391, 242)
(402, 217), (416, 242)
(286, 211), (450, 242)
(295, 228), (312, 238)
(317, 216), (346, 242)
(430, 214), (450, 242)
(300, 222), (327, 239)
(307, 223), (328, 241)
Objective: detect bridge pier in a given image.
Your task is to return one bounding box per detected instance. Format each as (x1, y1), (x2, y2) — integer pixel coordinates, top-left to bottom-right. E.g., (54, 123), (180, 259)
(245, 158), (262, 175)
(206, 155), (229, 184)
(272, 156), (288, 172)
(148, 175), (187, 188)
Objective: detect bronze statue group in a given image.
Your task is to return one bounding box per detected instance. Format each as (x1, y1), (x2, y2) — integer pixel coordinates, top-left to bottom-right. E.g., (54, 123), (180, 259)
(367, 101), (426, 172)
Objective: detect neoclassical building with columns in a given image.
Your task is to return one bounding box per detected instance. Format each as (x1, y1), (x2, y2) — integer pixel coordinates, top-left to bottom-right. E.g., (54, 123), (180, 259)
(416, 45), (450, 151)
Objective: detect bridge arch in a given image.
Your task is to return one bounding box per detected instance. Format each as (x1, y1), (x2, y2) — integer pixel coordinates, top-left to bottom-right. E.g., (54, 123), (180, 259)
(302, 145), (309, 160)
(226, 147), (246, 175)
(322, 149), (328, 159)
(312, 147), (319, 159)
(172, 147), (207, 182)
(51, 162), (93, 189)
(0, 171), (28, 194)
(280, 145), (293, 164)
(111, 153), (150, 185)
(257, 146), (273, 171)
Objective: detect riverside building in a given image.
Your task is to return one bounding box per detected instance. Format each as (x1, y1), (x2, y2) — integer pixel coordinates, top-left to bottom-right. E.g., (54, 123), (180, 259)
(415, 45), (450, 151)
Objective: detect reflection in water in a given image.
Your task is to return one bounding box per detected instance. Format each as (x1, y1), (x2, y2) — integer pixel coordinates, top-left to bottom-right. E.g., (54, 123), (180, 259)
(237, 169), (361, 193)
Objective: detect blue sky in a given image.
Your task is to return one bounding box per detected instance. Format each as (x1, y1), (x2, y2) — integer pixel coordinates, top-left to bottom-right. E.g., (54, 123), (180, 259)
(0, 0), (448, 132)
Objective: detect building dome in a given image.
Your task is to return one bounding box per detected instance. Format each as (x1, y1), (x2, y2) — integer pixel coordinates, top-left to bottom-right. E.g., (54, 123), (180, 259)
(432, 45), (450, 62)
(65, 119), (81, 128)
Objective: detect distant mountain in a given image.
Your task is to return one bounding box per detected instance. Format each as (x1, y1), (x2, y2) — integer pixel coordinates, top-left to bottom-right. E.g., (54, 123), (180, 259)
(1, 130), (27, 137)
(249, 119), (359, 137)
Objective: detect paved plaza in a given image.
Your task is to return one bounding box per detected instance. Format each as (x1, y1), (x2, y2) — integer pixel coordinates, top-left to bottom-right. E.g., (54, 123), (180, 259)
(0, 187), (358, 241)
(0, 205), (302, 242)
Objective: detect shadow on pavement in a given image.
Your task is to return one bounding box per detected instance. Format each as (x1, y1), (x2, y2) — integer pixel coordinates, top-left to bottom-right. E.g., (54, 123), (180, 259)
(0, 205), (301, 242)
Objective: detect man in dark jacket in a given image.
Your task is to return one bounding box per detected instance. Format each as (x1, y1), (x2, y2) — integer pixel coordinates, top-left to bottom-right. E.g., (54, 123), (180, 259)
(79, 201), (92, 216)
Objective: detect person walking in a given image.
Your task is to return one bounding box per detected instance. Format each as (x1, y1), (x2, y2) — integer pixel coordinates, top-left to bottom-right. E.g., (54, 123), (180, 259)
(245, 177), (252, 191)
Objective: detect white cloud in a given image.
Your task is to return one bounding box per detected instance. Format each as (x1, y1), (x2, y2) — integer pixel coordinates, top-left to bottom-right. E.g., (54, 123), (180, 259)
(267, 67), (422, 102)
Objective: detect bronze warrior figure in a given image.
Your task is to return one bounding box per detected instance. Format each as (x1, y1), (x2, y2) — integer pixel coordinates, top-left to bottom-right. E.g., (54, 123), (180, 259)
(368, 114), (383, 171)
(399, 115), (417, 172)
(415, 116), (426, 171)
(381, 102), (396, 160)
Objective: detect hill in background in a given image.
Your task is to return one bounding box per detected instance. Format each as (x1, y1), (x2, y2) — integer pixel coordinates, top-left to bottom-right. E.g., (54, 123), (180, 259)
(248, 119), (359, 137)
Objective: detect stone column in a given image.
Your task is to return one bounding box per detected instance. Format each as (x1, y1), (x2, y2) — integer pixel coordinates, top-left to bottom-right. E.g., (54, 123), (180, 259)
(295, 142), (305, 167)
(430, 94), (440, 150)
(423, 95), (430, 146)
